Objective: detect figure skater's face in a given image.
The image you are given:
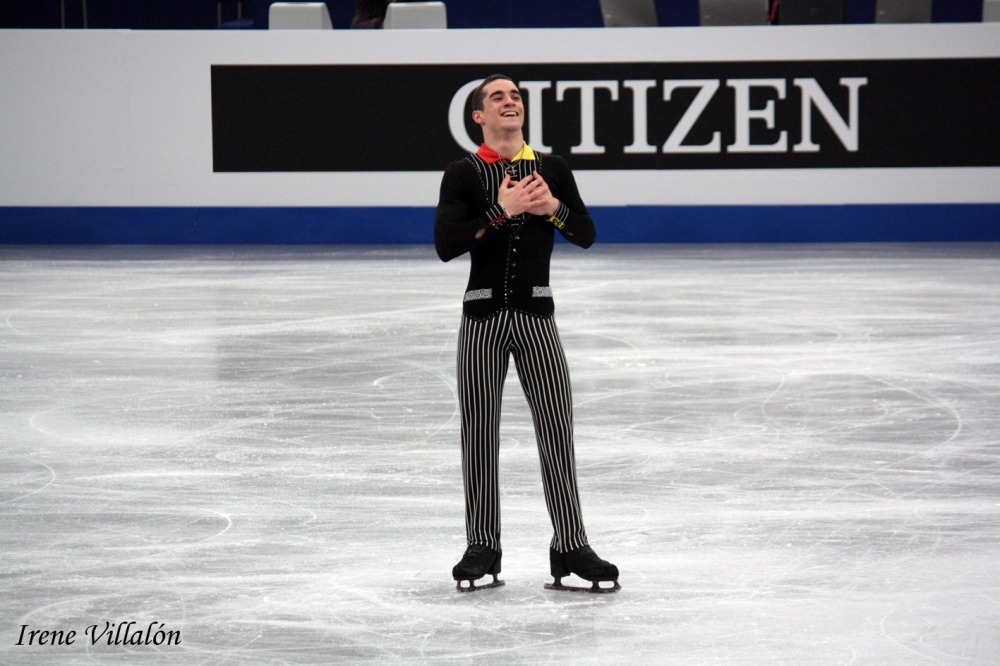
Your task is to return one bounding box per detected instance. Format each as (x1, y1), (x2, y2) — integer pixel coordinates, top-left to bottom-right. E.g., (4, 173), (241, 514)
(473, 79), (523, 133)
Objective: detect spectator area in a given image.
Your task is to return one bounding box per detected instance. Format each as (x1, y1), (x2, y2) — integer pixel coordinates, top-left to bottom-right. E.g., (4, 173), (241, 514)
(0, 0), (988, 30)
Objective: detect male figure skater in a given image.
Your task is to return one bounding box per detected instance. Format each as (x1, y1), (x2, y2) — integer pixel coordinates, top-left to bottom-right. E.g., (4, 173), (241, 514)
(435, 74), (620, 593)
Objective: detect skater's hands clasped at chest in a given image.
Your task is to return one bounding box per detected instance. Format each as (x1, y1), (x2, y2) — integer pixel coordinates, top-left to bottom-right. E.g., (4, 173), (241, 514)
(498, 172), (559, 218)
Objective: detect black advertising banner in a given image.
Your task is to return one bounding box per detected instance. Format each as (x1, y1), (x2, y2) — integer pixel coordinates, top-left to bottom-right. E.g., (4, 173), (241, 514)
(211, 59), (1000, 172)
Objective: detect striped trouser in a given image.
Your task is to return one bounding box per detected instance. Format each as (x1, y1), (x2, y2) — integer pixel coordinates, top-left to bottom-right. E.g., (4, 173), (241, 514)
(457, 308), (589, 553)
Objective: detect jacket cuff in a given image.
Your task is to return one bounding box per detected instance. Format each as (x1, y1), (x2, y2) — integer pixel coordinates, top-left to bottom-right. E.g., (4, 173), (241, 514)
(547, 202), (570, 230)
(484, 202), (508, 229)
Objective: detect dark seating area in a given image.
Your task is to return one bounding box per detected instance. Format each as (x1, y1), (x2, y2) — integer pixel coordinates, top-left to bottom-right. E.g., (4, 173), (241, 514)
(0, 0), (986, 30)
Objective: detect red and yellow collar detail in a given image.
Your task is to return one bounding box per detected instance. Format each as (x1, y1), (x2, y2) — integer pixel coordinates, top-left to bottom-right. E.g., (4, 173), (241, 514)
(476, 143), (536, 164)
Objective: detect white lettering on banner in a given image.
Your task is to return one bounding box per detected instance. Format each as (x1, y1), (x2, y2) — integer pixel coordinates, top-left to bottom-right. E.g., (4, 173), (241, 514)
(555, 80), (620, 154)
(623, 80), (657, 154)
(518, 81), (554, 151)
(449, 78), (484, 153)
(794, 77), (868, 152)
(449, 76), (867, 155)
(728, 79), (788, 153)
(662, 80), (722, 153)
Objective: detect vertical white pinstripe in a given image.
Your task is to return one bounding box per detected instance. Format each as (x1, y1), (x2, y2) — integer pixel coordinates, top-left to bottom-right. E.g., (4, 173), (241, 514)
(458, 309), (589, 553)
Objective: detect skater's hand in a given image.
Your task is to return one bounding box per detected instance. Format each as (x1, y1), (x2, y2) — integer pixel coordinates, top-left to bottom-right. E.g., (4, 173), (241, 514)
(522, 173), (559, 218)
(497, 173), (555, 217)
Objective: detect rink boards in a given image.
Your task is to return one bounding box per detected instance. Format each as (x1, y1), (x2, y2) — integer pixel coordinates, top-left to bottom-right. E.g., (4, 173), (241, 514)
(1, 25), (999, 242)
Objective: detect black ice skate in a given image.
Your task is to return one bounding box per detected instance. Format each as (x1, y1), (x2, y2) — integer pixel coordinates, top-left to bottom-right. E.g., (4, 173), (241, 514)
(452, 544), (504, 593)
(545, 545), (621, 594)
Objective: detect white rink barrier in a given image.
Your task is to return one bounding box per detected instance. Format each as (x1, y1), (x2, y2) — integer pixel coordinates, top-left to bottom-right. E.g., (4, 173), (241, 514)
(1, 25), (998, 242)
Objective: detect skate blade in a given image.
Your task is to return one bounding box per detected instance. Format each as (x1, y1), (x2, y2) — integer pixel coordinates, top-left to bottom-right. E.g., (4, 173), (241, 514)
(544, 578), (621, 594)
(455, 575), (505, 593)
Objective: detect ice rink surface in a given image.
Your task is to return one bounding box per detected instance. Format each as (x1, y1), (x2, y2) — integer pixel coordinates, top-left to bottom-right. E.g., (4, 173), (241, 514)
(1, 243), (998, 665)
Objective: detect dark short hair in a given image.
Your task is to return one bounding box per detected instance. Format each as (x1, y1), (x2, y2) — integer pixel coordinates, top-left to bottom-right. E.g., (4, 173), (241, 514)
(472, 74), (516, 113)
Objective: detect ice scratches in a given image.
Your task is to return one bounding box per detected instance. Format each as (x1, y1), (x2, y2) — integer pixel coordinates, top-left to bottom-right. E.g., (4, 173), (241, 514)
(877, 591), (992, 664)
(0, 459), (55, 505)
(570, 329), (641, 351)
(371, 359), (460, 446)
(2, 244), (1000, 663)
(75, 471), (242, 480)
(7, 507), (234, 585)
(198, 302), (459, 339)
(6, 308), (28, 335)
(748, 372), (968, 509)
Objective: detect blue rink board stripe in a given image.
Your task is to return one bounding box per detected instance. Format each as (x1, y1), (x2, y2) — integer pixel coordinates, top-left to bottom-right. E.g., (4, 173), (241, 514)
(1, 205), (998, 244)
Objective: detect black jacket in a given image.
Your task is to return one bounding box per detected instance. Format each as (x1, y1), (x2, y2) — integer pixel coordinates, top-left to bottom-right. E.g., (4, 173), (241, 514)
(435, 151), (595, 318)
